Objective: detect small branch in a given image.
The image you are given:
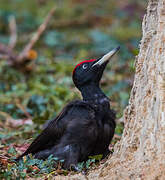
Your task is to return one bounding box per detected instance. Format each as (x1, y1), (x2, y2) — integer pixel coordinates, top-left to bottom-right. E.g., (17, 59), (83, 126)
(0, 43), (17, 61)
(8, 15), (17, 49)
(18, 6), (56, 61)
(0, 111), (13, 120)
(0, 43), (11, 55)
(0, 7), (55, 71)
(15, 99), (32, 119)
(0, 54), (8, 59)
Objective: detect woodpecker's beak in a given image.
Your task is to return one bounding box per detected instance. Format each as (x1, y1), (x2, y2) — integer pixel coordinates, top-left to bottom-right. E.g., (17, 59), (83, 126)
(92, 46), (120, 67)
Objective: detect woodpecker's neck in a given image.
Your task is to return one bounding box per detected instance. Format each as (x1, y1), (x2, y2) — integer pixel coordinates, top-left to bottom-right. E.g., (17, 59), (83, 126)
(80, 84), (107, 102)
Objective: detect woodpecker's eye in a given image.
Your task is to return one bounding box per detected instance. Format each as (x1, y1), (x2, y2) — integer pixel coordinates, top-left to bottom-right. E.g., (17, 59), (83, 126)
(82, 64), (88, 69)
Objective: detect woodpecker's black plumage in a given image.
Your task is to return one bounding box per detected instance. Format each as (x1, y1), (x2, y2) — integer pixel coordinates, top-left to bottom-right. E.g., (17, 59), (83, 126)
(17, 47), (120, 169)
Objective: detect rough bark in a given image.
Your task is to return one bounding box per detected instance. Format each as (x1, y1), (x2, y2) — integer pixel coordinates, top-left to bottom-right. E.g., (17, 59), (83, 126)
(55, 0), (165, 179)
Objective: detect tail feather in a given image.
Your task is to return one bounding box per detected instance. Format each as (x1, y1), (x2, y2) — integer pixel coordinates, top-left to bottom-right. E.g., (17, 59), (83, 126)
(16, 131), (51, 160)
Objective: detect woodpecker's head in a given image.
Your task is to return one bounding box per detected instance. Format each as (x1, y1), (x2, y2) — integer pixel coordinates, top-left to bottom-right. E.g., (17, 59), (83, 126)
(72, 46), (120, 90)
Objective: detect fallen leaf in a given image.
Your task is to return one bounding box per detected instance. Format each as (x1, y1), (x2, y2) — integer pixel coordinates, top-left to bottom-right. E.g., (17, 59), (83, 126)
(15, 143), (30, 153)
(0, 158), (8, 167)
(8, 118), (33, 127)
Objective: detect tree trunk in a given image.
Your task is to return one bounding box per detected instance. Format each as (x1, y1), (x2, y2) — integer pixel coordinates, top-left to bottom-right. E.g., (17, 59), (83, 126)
(57, 0), (165, 179)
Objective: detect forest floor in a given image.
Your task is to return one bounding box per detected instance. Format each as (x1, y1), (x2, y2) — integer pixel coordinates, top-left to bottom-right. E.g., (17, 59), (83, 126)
(0, 0), (146, 178)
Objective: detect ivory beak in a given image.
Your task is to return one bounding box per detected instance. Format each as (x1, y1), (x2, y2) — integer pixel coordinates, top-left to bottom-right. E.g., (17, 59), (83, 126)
(92, 46), (120, 67)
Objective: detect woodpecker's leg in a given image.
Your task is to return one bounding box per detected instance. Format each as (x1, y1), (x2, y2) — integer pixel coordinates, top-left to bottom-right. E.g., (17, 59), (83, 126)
(61, 144), (80, 170)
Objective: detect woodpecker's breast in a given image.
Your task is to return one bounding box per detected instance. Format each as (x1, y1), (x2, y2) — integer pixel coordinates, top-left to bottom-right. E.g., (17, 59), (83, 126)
(93, 96), (110, 110)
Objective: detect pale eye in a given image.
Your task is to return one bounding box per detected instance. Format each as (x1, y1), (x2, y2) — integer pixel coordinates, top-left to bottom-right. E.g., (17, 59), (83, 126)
(82, 64), (88, 69)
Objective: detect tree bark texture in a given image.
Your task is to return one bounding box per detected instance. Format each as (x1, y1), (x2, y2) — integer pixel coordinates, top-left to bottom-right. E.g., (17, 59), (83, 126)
(56, 0), (165, 179)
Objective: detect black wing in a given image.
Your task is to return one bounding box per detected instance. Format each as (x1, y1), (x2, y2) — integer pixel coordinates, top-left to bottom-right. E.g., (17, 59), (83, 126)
(16, 100), (94, 160)
(16, 102), (74, 160)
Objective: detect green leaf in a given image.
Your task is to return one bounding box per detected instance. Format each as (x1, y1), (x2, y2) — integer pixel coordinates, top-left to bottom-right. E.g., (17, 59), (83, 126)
(8, 147), (17, 155)
(88, 154), (103, 161)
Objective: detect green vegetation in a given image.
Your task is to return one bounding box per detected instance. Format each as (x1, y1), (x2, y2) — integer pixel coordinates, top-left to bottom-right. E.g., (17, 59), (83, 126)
(0, 0), (146, 178)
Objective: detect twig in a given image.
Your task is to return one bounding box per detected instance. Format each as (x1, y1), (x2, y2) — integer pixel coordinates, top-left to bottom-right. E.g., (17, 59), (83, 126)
(0, 54), (8, 59)
(0, 43), (17, 62)
(8, 15), (17, 49)
(0, 111), (13, 120)
(0, 155), (10, 160)
(0, 43), (11, 55)
(18, 6), (56, 61)
(15, 99), (32, 119)
(0, 7), (55, 71)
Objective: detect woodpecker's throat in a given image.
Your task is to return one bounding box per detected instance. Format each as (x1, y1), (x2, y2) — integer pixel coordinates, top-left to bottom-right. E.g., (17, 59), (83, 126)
(80, 84), (108, 102)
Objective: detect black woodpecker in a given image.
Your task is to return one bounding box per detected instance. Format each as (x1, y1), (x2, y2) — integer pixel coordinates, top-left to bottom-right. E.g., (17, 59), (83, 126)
(16, 46), (120, 169)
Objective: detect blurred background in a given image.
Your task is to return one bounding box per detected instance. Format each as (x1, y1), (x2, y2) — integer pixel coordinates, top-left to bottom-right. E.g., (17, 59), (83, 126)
(0, 0), (147, 154)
